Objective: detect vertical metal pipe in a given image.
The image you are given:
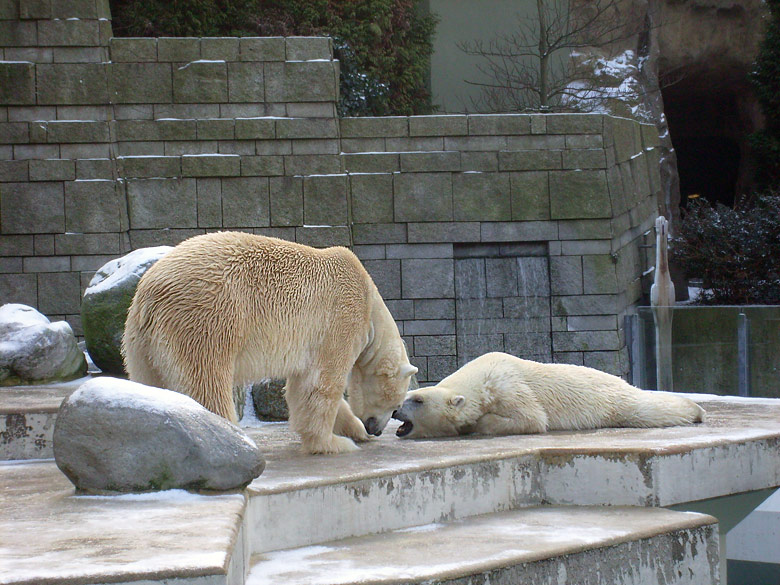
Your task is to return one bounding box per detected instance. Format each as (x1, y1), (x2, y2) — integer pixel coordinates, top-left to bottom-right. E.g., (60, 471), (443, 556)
(626, 314), (642, 388)
(737, 312), (750, 397)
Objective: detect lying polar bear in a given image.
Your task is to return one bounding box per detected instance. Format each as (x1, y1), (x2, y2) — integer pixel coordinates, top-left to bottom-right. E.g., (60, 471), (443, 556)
(393, 352), (704, 438)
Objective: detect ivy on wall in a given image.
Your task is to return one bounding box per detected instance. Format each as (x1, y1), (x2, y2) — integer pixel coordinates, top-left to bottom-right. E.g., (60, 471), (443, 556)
(109, 0), (437, 116)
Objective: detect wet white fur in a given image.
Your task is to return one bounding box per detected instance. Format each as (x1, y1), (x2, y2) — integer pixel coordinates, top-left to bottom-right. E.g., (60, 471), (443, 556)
(400, 352), (705, 438)
(122, 232), (416, 454)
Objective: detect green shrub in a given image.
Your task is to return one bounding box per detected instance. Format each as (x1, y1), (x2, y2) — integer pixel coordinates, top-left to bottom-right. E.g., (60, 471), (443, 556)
(332, 37), (390, 116)
(749, 0), (780, 188)
(109, 0), (262, 37)
(671, 194), (780, 305)
(109, 0), (437, 116)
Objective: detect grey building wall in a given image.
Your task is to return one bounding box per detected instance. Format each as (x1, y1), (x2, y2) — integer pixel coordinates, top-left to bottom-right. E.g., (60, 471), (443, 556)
(422, 0), (538, 113)
(0, 0), (659, 382)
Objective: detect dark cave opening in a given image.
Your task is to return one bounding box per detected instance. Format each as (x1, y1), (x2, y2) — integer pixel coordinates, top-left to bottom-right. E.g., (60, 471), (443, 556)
(674, 136), (741, 208)
(662, 75), (758, 209)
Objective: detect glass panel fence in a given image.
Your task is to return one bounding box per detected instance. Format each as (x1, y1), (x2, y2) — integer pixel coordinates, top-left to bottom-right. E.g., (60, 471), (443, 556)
(627, 306), (780, 397)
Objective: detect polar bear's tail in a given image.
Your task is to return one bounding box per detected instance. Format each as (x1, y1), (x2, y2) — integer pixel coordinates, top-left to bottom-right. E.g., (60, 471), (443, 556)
(622, 391), (705, 428)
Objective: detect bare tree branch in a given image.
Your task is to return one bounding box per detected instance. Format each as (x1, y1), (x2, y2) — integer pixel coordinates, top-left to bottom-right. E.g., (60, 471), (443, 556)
(459, 0), (660, 113)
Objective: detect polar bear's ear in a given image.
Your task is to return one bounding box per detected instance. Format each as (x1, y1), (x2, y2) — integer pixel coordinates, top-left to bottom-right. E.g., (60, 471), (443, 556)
(449, 395), (466, 409)
(400, 363), (418, 378)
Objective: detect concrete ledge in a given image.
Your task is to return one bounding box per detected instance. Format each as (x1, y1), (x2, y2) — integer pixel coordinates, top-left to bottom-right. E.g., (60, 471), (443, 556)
(247, 507), (719, 585)
(0, 378), (86, 460)
(0, 460), (248, 585)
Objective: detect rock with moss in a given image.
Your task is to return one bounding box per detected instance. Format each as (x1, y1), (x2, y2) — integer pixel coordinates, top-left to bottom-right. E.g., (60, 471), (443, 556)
(53, 377), (265, 493)
(81, 247), (172, 375)
(251, 378), (289, 421)
(0, 304), (86, 386)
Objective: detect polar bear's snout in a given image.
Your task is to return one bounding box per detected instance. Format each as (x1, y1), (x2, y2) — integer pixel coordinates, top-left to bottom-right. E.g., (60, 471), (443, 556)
(364, 417), (383, 436)
(392, 400), (416, 437)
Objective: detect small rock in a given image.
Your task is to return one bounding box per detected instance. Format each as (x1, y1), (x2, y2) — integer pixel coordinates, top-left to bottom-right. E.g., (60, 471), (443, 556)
(53, 377), (265, 493)
(81, 246), (172, 375)
(248, 375), (419, 421)
(251, 378), (289, 421)
(0, 304), (86, 386)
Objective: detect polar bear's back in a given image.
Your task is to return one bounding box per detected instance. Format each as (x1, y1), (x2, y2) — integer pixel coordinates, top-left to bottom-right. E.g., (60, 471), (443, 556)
(515, 359), (643, 430)
(125, 232), (373, 380)
(515, 358), (703, 429)
(459, 352), (703, 431)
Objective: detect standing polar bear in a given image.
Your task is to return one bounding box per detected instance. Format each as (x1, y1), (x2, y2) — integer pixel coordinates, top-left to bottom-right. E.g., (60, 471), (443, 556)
(393, 352), (704, 438)
(122, 232), (417, 454)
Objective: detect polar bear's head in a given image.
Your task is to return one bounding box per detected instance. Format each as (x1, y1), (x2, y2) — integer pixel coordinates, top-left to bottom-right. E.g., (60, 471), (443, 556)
(347, 356), (418, 436)
(392, 386), (467, 439)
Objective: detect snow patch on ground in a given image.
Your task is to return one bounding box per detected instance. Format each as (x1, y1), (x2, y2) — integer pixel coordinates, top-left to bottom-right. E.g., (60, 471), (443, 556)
(74, 489), (244, 503)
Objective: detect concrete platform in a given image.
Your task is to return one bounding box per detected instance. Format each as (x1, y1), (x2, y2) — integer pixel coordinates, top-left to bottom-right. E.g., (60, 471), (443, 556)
(1, 391), (780, 585)
(0, 460), (248, 585)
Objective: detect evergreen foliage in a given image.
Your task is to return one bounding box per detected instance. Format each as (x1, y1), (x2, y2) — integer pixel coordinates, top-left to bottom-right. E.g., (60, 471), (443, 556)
(109, 0), (437, 116)
(749, 0), (780, 188)
(671, 194), (780, 305)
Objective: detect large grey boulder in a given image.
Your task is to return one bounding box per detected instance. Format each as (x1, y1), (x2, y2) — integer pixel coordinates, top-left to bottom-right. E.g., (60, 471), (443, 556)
(53, 377), (265, 493)
(0, 304), (86, 386)
(81, 246), (172, 375)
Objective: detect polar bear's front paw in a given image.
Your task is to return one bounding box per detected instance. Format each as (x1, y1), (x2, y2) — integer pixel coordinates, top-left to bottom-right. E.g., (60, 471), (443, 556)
(303, 434), (360, 455)
(335, 414), (371, 443)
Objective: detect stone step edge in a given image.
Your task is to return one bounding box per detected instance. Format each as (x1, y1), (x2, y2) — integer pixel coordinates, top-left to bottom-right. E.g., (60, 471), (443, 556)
(242, 422), (779, 554)
(245, 506), (719, 585)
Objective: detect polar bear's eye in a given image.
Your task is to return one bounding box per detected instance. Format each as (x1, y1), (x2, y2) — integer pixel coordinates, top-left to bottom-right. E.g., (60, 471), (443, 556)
(412, 397), (424, 404)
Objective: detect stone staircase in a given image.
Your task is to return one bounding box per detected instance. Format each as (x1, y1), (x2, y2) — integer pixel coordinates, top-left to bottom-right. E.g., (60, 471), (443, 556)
(245, 506), (716, 585)
(5, 386), (780, 585)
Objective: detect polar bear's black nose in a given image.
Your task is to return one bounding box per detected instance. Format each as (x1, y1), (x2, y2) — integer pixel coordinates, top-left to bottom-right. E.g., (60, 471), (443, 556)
(365, 417), (382, 436)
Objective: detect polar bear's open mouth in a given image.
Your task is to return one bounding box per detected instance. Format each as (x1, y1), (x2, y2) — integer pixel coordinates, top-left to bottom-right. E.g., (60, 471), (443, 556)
(393, 410), (414, 437)
(396, 420), (414, 437)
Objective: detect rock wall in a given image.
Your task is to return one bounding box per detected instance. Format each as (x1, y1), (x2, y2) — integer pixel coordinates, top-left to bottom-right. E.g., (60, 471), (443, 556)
(573, 0), (766, 216)
(0, 0), (661, 381)
(657, 0), (766, 203)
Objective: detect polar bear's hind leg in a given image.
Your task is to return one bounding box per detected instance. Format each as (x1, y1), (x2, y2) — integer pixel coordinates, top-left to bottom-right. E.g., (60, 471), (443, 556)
(620, 391), (705, 428)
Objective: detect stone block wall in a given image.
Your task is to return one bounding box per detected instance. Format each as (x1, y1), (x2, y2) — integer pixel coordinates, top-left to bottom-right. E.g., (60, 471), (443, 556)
(0, 1), (659, 382)
(341, 114), (658, 378)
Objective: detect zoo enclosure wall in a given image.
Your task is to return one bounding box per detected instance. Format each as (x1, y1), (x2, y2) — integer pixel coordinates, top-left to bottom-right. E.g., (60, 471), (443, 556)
(0, 0), (661, 382)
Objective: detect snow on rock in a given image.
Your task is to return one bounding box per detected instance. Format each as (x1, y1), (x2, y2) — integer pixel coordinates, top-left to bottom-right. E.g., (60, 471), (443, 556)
(81, 247), (172, 375)
(54, 376), (265, 493)
(84, 246), (172, 298)
(563, 49), (653, 121)
(0, 304), (87, 386)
